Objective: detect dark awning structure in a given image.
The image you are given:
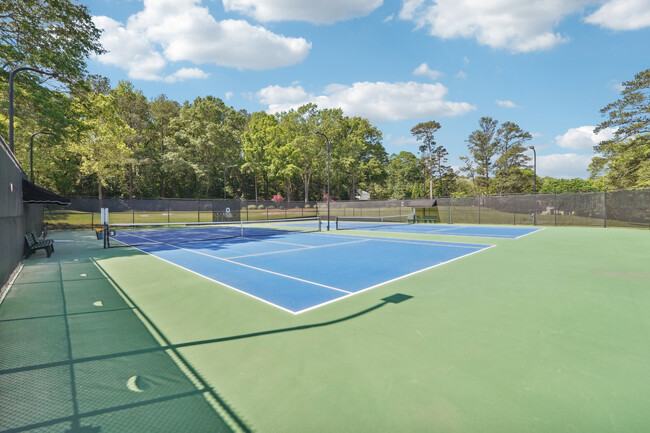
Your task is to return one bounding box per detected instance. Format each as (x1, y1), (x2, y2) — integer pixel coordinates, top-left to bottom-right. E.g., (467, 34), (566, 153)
(22, 178), (71, 205)
(403, 199), (437, 207)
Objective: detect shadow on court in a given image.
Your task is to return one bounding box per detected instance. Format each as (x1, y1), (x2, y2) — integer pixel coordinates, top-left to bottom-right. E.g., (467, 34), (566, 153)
(0, 245), (412, 433)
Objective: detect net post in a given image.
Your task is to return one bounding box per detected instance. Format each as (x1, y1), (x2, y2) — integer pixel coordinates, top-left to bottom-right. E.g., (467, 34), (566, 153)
(103, 223), (109, 249)
(335, 216), (339, 230)
(318, 216), (322, 231)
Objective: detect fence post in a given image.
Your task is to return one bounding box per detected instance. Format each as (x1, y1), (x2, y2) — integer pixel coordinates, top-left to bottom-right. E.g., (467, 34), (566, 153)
(554, 193), (558, 226)
(603, 190), (607, 228)
(197, 198), (200, 222)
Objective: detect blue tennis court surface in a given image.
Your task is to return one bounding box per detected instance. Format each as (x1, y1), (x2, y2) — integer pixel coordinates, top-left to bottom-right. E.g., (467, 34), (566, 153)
(337, 222), (543, 238)
(112, 231), (492, 314)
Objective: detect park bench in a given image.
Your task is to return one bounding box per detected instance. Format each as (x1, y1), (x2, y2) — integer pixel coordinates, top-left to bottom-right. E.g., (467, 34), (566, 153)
(24, 232), (54, 258)
(407, 215), (419, 224)
(423, 216), (438, 223)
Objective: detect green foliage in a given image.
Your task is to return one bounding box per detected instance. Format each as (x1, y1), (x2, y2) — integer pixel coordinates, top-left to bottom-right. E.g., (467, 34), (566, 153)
(463, 117), (499, 194)
(67, 92), (133, 198)
(539, 177), (601, 194)
(385, 151), (423, 199)
(591, 69), (650, 189)
(411, 120), (452, 198)
(461, 117), (535, 195)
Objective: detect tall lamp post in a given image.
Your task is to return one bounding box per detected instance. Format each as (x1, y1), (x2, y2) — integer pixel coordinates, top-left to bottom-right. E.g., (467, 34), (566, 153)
(529, 145), (537, 194)
(223, 164), (236, 199)
(30, 131), (54, 183)
(313, 130), (331, 231)
(9, 67), (60, 153)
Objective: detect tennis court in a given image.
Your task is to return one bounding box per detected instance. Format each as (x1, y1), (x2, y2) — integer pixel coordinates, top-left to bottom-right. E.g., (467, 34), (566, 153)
(107, 219), (493, 313)
(335, 216), (543, 238)
(2, 222), (649, 433)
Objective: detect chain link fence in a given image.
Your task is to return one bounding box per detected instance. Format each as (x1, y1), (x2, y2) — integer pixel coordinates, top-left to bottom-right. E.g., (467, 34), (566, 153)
(44, 190), (649, 230)
(435, 190), (649, 228)
(45, 198), (319, 229)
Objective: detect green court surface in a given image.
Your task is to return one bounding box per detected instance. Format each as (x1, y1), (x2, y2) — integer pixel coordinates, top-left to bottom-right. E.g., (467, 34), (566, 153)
(1, 226), (649, 432)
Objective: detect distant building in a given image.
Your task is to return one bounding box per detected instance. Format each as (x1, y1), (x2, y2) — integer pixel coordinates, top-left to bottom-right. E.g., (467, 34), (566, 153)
(356, 190), (370, 200)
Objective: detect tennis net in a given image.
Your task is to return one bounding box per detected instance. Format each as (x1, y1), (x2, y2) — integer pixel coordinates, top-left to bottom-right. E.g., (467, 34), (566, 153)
(104, 216), (321, 248)
(335, 214), (410, 230)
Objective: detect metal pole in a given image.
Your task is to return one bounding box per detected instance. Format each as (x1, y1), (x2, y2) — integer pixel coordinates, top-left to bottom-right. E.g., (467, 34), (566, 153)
(314, 130), (332, 231)
(9, 67), (60, 153)
(324, 151), (330, 227)
(529, 145), (537, 194)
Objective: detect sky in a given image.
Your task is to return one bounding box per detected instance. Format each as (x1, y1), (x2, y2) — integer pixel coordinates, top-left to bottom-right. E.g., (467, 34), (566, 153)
(83, 0), (650, 179)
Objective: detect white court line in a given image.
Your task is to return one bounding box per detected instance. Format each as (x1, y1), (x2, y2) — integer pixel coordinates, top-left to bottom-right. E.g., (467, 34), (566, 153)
(514, 227), (545, 239)
(111, 231), (496, 315)
(294, 244), (496, 314)
(341, 223), (543, 239)
(114, 232), (351, 294)
(306, 231), (489, 248)
(226, 239), (370, 259)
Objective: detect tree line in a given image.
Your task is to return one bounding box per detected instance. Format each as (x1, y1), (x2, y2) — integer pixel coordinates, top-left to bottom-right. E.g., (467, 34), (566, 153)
(1, 1), (648, 201)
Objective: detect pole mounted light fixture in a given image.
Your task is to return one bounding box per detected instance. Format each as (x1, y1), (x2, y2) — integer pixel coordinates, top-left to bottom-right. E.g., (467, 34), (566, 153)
(529, 145), (537, 194)
(9, 67), (61, 153)
(313, 130), (332, 231)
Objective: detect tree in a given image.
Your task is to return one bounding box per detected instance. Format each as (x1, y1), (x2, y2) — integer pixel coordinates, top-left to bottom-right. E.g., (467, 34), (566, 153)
(111, 81), (152, 197)
(277, 104), (326, 202)
(464, 117), (499, 194)
(591, 69), (650, 189)
(385, 151), (424, 199)
(493, 121), (532, 193)
(1, 0), (105, 169)
(67, 92), (133, 199)
(164, 96), (245, 197)
(149, 94), (180, 197)
(242, 112), (278, 201)
(410, 121), (441, 199)
(335, 115), (386, 200)
(539, 177), (601, 193)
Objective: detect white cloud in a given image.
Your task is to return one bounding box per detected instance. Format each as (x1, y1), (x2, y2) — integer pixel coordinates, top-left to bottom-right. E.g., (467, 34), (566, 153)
(93, 0), (311, 80)
(222, 0), (383, 24)
(537, 153), (593, 179)
(398, 1), (650, 53)
(456, 70), (467, 79)
(555, 126), (617, 151)
(413, 62), (442, 80)
(398, 0), (587, 52)
(163, 67), (209, 83)
(388, 135), (419, 146)
(225, 91), (234, 100)
(496, 99), (518, 108)
(584, 0), (650, 30)
(256, 81), (475, 122)
(384, 14), (395, 23)
(93, 16), (167, 81)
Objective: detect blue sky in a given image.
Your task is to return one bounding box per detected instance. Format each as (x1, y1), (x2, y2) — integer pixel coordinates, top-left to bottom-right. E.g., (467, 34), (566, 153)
(84, 0), (650, 179)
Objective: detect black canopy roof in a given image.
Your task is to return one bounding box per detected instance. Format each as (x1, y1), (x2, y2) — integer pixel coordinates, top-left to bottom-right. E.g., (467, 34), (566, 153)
(403, 199), (437, 207)
(22, 178), (71, 205)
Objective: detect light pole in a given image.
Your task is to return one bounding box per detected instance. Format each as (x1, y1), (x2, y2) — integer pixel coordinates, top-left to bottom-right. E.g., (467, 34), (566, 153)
(313, 130), (331, 231)
(223, 164), (236, 199)
(529, 145), (537, 194)
(30, 131), (54, 183)
(9, 67), (60, 153)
